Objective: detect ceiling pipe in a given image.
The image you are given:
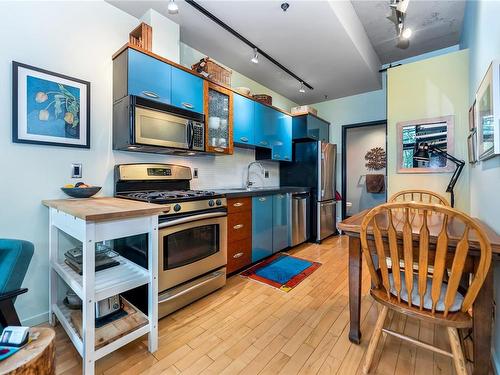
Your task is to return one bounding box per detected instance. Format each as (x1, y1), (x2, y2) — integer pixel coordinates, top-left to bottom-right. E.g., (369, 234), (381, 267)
(184, 0), (314, 90)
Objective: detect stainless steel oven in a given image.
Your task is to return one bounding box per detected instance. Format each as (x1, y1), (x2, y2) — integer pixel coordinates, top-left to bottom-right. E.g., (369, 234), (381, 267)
(157, 211), (227, 317)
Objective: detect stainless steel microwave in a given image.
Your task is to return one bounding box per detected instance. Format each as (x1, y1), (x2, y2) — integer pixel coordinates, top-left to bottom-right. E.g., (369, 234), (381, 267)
(113, 95), (205, 154)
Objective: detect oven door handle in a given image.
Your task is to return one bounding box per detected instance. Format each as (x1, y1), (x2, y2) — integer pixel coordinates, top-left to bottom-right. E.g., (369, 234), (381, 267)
(158, 212), (227, 228)
(158, 270), (225, 303)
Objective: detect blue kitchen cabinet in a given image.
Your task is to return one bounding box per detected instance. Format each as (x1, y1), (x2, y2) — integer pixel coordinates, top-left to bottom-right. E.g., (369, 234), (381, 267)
(233, 93), (255, 145)
(254, 102), (274, 149)
(272, 113), (292, 161)
(292, 114), (330, 142)
(252, 195), (273, 262)
(127, 49), (172, 104)
(272, 193), (290, 252)
(171, 66), (204, 113)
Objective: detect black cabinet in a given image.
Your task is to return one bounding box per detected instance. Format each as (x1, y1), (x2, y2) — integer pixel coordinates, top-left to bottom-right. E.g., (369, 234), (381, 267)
(292, 114), (330, 142)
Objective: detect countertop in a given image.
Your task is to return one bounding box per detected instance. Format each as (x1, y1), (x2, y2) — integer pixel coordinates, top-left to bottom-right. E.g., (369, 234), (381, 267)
(42, 197), (169, 222)
(214, 186), (311, 198)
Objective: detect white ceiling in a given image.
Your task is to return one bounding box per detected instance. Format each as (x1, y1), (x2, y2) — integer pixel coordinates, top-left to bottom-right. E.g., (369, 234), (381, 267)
(108, 0), (464, 105)
(352, 0), (465, 64)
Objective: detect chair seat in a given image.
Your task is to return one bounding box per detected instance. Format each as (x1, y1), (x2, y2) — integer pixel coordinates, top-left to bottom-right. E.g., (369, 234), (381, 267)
(388, 271), (463, 312)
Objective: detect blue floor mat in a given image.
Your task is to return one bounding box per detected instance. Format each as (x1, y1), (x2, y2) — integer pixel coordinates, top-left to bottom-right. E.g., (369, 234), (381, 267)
(255, 255), (313, 284)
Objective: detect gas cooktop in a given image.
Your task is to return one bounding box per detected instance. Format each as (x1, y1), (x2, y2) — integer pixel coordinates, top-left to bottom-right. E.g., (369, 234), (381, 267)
(117, 189), (222, 204)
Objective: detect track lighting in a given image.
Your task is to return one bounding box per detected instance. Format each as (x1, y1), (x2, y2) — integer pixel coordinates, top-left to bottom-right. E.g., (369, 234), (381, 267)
(299, 82), (305, 93)
(401, 27), (412, 39)
(168, 0), (179, 14)
(251, 48), (259, 64)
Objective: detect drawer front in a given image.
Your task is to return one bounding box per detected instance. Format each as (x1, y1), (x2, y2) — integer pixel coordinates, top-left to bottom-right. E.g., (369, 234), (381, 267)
(227, 197), (252, 214)
(227, 238), (252, 274)
(228, 211), (252, 242)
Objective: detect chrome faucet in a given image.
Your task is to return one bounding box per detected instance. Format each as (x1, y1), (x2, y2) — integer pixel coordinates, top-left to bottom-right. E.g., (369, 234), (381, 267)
(246, 161), (265, 189)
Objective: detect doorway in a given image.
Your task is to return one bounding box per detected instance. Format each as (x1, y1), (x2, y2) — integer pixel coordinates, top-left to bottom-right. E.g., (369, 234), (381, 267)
(341, 120), (387, 220)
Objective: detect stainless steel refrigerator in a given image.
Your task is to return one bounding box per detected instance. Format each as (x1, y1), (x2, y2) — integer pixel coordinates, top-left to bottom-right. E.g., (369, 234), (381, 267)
(280, 141), (337, 242)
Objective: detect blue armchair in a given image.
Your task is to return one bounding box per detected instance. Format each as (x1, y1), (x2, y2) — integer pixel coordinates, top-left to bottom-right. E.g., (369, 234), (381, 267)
(0, 239), (34, 328)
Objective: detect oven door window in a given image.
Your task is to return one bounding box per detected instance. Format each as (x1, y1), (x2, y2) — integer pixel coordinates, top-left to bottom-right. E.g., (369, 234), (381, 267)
(163, 224), (220, 270)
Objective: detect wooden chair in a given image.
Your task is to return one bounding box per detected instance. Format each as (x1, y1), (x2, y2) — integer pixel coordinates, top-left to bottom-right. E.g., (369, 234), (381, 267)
(389, 189), (450, 206)
(360, 202), (492, 375)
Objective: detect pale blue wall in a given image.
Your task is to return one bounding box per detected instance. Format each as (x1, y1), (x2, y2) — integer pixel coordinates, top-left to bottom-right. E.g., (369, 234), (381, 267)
(308, 46), (459, 217)
(460, 1), (500, 371)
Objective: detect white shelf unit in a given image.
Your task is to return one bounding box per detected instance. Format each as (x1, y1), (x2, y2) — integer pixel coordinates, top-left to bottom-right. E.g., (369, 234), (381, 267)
(48, 208), (158, 375)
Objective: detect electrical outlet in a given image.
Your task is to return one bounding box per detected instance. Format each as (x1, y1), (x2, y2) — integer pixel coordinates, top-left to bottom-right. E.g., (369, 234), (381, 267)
(193, 168), (199, 178)
(71, 163), (82, 178)
(264, 170), (269, 178)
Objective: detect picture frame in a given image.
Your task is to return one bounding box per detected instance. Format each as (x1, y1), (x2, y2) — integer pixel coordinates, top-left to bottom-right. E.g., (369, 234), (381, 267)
(12, 61), (90, 148)
(468, 130), (478, 164)
(397, 115), (455, 174)
(468, 100), (476, 132)
(475, 60), (500, 160)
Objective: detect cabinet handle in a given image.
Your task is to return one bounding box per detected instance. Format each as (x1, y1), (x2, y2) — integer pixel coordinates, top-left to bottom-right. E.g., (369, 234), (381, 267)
(310, 135), (318, 139)
(259, 197), (266, 202)
(274, 154), (280, 159)
(233, 224), (244, 230)
(233, 252), (244, 259)
(142, 90), (160, 98)
(214, 147), (225, 153)
(278, 194), (284, 199)
(182, 102), (194, 109)
(259, 141), (268, 146)
(233, 202), (244, 207)
(284, 156), (290, 160)
(240, 137), (249, 142)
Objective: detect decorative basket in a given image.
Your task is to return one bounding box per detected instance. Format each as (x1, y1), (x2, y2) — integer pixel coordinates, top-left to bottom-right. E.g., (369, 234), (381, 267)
(291, 105), (318, 116)
(253, 94), (273, 106)
(192, 57), (232, 86)
(129, 22), (152, 51)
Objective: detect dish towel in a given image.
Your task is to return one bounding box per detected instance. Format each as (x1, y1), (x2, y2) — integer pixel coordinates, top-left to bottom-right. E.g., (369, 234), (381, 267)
(366, 174), (385, 193)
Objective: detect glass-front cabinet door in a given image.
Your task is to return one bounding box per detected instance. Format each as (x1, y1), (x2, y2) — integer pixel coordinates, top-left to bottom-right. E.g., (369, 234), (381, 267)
(205, 82), (234, 154)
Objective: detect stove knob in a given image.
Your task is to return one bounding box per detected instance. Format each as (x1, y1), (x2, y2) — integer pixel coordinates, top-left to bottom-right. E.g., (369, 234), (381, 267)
(174, 204), (181, 212)
(208, 200), (215, 207)
(216, 199), (222, 206)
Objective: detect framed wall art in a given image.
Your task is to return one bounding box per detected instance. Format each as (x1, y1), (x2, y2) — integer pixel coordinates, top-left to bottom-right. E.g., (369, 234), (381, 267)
(468, 130), (478, 164)
(12, 61), (90, 148)
(397, 115), (455, 173)
(475, 60), (500, 160)
(468, 100), (476, 132)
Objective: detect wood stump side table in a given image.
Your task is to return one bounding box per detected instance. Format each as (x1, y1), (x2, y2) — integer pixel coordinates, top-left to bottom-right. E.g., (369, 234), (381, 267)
(0, 327), (55, 375)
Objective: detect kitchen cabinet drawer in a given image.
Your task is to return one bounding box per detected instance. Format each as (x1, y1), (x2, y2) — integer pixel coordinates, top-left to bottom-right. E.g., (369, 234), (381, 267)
(171, 66), (204, 113)
(227, 197), (252, 214)
(228, 211), (252, 242)
(227, 239), (252, 274)
(128, 49), (172, 104)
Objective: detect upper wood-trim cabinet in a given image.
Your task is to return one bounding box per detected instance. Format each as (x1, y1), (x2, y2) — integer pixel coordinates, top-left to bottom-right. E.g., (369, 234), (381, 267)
(204, 81), (234, 155)
(113, 48), (204, 114)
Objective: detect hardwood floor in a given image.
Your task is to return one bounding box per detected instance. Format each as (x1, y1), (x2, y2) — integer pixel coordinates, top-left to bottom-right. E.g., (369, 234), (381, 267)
(52, 235), (463, 375)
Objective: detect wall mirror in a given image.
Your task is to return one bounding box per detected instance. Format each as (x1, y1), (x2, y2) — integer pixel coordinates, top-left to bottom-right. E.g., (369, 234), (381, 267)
(397, 115), (454, 173)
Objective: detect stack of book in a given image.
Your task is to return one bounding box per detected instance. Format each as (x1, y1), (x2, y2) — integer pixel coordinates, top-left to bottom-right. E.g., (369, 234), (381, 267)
(64, 245), (120, 275)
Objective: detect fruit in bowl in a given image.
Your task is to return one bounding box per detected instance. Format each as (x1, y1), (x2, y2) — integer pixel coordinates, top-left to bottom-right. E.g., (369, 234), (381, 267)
(61, 182), (101, 198)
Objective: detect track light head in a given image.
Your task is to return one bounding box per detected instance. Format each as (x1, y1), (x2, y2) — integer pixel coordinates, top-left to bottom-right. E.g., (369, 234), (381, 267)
(251, 48), (259, 64)
(168, 0), (178, 14)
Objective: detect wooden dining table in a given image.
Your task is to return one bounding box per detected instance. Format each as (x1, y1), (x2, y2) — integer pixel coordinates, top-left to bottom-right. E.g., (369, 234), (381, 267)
(338, 209), (500, 375)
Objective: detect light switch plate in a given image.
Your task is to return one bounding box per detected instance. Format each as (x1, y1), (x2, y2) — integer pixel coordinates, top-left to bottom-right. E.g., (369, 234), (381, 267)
(71, 163), (82, 178)
(264, 170), (269, 178)
(193, 168), (199, 178)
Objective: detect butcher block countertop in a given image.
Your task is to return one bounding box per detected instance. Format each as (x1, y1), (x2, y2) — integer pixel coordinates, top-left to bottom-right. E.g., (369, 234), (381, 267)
(42, 197), (168, 222)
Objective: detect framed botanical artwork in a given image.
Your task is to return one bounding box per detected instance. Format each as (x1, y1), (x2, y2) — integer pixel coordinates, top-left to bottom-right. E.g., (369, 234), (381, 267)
(12, 62), (90, 148)
(468, 130), (477, 164)
(468, 100), (476, 132)
(475, 60), (500, 160)
(397, 115), (454, 173)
